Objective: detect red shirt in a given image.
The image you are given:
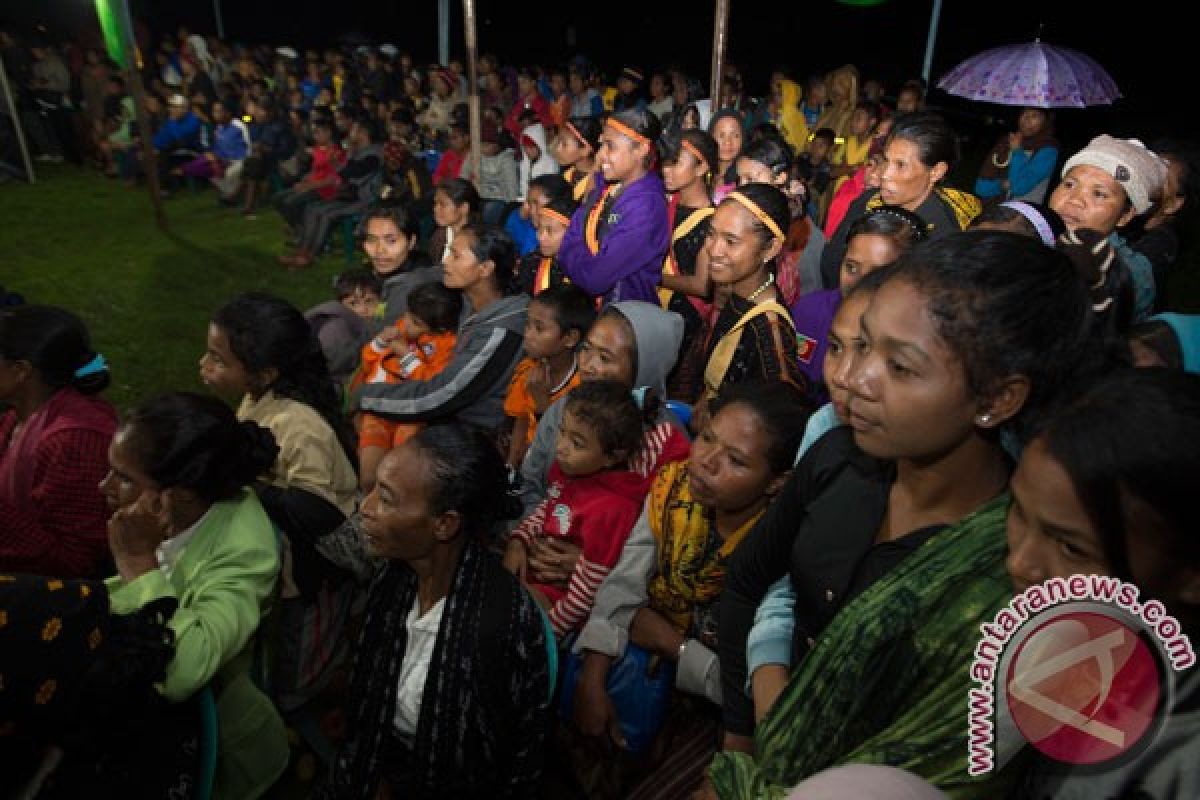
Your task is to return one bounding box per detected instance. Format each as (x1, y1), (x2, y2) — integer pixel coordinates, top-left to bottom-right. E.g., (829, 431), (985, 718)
(0, 390), (117, 578)
(432, 148), (465, 186)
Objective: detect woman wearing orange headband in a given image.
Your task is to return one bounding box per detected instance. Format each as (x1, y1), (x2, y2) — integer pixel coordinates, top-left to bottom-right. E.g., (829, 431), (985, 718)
(557, 109), (670, 305)
(678, 183), (812, 429)
(553, 115), (602, 203)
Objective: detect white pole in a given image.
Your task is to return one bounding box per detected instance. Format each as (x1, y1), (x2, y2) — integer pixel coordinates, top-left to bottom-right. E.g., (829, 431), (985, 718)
(922, 0), (944, 88)
(213, 0), (226, 40)
(0, 57), (35, 183)
(439, 0), (450, 66)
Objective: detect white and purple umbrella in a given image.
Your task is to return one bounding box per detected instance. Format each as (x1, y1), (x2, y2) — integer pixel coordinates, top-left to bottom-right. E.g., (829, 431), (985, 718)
(938, 40), (1122, 109)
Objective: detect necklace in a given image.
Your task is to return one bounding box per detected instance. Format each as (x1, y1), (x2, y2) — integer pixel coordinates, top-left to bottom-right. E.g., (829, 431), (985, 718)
(547, 354), (578, 395)
(745, 272), (775, 303)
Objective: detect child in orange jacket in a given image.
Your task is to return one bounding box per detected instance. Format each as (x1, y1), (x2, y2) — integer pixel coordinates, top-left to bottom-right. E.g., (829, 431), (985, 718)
(356, 281), (462, 490)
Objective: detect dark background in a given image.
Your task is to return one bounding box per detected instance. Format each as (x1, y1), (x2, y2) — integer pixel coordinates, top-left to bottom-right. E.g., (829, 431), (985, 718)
(3, 0), (1191, 145)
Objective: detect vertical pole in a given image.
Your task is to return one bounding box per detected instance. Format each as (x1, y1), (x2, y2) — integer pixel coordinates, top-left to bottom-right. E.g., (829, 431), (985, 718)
(710, 0), (730, 112)
(462, 0), (481, 188)
(439, 0), (450, 67)
(117, 0), (168, 230)
(0, 58), (35, 183)
(213, 0), (226, 40)
(922, 0), (944, 89)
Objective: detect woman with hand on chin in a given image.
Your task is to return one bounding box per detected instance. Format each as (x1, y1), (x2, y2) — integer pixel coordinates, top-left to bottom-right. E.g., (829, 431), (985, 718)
(102, 392), (288, 800)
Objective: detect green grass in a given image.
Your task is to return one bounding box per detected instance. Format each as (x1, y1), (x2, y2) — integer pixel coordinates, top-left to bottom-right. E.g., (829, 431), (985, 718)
(0, 166), (355, 410)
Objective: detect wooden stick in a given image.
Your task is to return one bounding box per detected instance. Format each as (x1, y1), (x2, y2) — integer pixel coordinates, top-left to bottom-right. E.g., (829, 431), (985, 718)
(462, 0), (482, 190)
(710, 0), (731, 112)
(116, 0), (168, 231)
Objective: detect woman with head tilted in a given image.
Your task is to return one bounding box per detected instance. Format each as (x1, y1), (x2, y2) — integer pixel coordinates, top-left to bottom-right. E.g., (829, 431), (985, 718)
(673, 183), (811, 423)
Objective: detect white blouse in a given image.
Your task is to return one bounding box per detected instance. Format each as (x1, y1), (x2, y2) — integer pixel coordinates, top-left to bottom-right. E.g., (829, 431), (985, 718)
(393, 597), (447, 736)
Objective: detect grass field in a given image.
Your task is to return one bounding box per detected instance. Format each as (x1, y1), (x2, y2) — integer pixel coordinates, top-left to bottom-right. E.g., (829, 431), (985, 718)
(0, 165), (353, 410)
(2, 164), (1197, 414)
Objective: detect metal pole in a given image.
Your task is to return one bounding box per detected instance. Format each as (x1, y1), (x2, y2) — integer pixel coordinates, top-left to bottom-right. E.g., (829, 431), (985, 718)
(462, 0), (481, 188)
(438, 0), (450, 67)
(921, 0), (944, 88)
(0, 57), (35, 183)
(213, 0), (226, 40)
(710, 0), (730, 112)
(117, 0), (168, 231)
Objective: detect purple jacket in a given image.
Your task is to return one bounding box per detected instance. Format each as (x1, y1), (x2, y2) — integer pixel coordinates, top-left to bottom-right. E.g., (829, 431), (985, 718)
(788, 288), (841, 394)
(558, 170), (669, 305)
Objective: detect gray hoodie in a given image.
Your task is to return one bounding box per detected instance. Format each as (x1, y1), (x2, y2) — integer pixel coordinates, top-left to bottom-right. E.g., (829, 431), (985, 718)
(355, 293), (529, 432)
(516, 300), (685, 519)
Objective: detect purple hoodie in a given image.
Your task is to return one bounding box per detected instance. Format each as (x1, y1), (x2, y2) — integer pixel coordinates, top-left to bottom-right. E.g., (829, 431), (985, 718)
(558, 170), (669, 305)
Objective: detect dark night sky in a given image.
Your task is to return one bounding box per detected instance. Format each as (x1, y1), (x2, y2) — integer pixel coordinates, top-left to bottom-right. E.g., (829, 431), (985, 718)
(7, 0), (1191, 141)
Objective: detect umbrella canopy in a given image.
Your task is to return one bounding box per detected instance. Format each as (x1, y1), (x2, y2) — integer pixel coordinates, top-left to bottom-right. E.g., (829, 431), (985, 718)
(938, 40), (1121, 109)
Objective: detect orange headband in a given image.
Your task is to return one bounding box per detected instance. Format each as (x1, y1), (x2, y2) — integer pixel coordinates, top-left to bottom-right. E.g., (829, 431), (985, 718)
(541, 208), (571, 227)
(727, 192), (785, 242)
(565, 120), (588, 148)
(681, 139), (709, 169)
(605, 117), (650, 147)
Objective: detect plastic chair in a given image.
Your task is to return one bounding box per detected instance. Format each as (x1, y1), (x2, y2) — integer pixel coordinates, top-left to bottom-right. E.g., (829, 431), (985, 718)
(665, 400), (693, 430)
(196, 686), (219, 800)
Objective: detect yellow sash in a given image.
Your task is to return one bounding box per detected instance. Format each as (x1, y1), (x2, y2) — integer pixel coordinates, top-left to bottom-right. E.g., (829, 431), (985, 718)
(658, 206), (715, 308)
(703, 300), (794, 399)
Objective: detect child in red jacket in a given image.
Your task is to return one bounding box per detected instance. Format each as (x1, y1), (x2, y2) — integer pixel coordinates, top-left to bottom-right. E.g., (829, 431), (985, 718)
(504, 380), (689, 639)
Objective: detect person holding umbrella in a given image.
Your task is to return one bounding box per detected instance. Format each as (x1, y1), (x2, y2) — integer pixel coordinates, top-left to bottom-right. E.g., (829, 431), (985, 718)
(975, 108), (1059, 204)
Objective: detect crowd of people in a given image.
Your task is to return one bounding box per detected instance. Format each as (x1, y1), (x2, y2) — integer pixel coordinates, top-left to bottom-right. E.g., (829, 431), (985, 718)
(2, 22), (1200, 800)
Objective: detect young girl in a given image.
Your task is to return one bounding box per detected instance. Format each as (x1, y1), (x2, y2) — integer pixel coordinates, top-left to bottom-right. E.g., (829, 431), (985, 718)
(504, 380), (664, 639)
(516, 192), (579, 295)
(558, 109), (670, 305)
(554, 116), (603, 203)
(428, 177), (481, 266)
(708, 109), (745, 203)
(830, 101), (879, 195)
(355, 281), (462, 490)
(360, 201), (436, 324)
(504, 283), (596, 470)
(789, 205), (928, 391)
(201, 292), (358, 709)
(657, 128), (719, 346)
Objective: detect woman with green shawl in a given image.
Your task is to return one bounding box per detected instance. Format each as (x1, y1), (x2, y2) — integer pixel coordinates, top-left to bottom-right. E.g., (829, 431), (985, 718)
(708, 231), (1107, 799)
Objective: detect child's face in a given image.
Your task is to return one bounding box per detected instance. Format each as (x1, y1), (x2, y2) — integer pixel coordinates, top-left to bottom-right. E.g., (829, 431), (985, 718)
(433, 191), (466, 229)
(401, 311), (432, 340)
(823, 291), (872, 423)
(342, 288), (381, 320)
(809, 137), (832, 164)
(735, 157), (783, 189)
(682, 108), (700, 130)
(523, 300), (573, 360)
(388, 121), (408, 141)
(481, 141), (501, 157)
(554, 131), (588, 167)
(199, 323), (254, 397)
(551, 74), (567, 95)
(597, 129), (645, 183)
(536, 213), (569, 259)
(523, 141), (542, 164)
(569, 73), (585, 95)
(896, 88), (921, 114)
(363, 217), (413, 274)
(839, 233), (899, 294)
(663, 150), (707, 193)
(850, 109), (874, 137)
(522, 187), (546, 223)
(556, 408), (621, 478)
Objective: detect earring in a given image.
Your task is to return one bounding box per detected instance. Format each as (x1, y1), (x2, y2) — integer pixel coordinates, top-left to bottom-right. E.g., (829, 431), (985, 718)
(977, 413), (992, 425)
